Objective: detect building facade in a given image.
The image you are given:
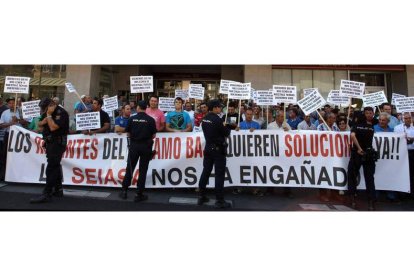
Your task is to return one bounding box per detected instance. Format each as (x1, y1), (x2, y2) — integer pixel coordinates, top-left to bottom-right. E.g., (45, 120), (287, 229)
(1, 65), (414, 116)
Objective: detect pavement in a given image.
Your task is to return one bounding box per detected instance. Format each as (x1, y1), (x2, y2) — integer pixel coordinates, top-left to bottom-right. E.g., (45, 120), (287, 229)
(1, 181), (414, 211)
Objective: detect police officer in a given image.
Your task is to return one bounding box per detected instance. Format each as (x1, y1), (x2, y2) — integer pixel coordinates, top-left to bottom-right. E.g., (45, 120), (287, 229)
(30, 97), (69, 203)
(347, 106), (378, 211)
(119, 100), (157, 202)
(198, 99), (232, 209)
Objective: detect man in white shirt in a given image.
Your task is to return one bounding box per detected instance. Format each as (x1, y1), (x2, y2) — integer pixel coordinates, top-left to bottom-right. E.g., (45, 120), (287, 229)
(394, 112), (414, 197)
(267, 111), (291, 131)
(297, 114), (317, 130)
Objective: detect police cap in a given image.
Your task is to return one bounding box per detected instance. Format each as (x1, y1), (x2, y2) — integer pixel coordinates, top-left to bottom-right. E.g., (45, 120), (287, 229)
(207, 99), (224, 111)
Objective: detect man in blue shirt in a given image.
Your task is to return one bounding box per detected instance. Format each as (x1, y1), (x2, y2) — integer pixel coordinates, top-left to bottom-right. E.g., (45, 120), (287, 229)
(238, 108), (260, 131)
(115, 104), (132, 133)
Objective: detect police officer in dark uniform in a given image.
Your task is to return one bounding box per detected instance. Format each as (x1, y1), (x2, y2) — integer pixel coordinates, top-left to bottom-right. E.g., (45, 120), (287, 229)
(198, 99), (232, 208)
(119, 100), (157, 202)
(30, 97), (69, 203)
(348, 106), (378, 211)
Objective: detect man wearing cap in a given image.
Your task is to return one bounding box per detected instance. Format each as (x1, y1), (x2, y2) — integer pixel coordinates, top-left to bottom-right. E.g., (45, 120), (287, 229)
(198, 99), (232, 209)
(74, 95), (92, 114)
(119, 100), (157, 202)
(30, 97), (69, 203)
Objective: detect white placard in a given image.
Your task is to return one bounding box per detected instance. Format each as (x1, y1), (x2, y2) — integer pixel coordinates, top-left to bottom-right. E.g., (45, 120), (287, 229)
(272, 85), (297, 104)
(21, 100), (41, 119)
(327, 90), (350, 106)
(75, 112), (101, 131)
(391, 93), (406, 105)
(250, 88), (257, 102)
(188, 84), (205, 100)
(339, 80), (365, 99)
(158, 97), (176, 112)
(297, 89), (326, 115)
(4, 76), (30, 94)
(130, 76), (153, 93)
(219, 79), (238, 94)
(362, 91), (388, 107)
(102, 96), (119, 112)
(175, 89), (189, 100)
(228, 82), (251, 100)
(303, 88), (318, 98)
(394, 97), (414, 113)
(255, 90), (277, 106)
(65, 82), (77, 93)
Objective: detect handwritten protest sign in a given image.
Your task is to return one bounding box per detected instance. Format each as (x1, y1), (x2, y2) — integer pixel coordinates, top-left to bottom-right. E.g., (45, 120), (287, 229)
(228, 82), (251, 100)
(327, 90), (349, 106)
(273, 85), (297, 104)
(188, 84), (205, 100)
(339, 80), (365, 98)
(175, 89), (189, 100)
(76, 112), (101, 131)
(297, 89), (326, 115)
(362, 91), (388, 107)
(391, 93), (406, 105)
(394, 97), (414, 113)
(219, 79), (238, 94)
(21, 100), (41, 119)
(65, 82), (77, 93)
(255, 90), (277, 106)
(130, 76), (153, 93)
(102, 96), (119, 112)
(158, 97), (176, 112)
(4, 76), (30, 94)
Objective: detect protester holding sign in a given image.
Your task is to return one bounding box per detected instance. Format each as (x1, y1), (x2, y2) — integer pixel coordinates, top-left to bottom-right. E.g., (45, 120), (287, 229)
(225, 102), (242, 129)
(194, 102), (208, 127)
(165, 97), (192, 132)
(30, 97), (69, 203)
(119, 101), (157, 202)
(347, 106), (377, 211)
(146, 96), (165, 132)
(82, 98), (110, 135)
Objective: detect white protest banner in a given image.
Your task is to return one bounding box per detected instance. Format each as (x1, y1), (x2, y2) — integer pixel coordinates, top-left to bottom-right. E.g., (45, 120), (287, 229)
(272, 85), (297, 104)
(228, 82), (251, 100)
(303, 88), (318, 98)
(21, 100), (41, 119)
(65, 82), (77, 93)
(297, 89), (326, 115)
(394, 96), (414, 113)
(4, 76), (30, 94)
(75, 112), (101, 131)
(250, 88), (257, 102)
(188, 84), (205, 100)
(255, 90), (277, 106)
(192, 84), (202, 87)
(6, 127), (410, 193)
(102, 96), (119, 112)
(327, 90), (350, 106)
(339, 80), (365, 99)
(219, 79), (238, 94)
(362, 91), (388, 107)
(391, 93), (406, 105)
(175, 89), (189, 100)
(158, 97), (176, 112)
(130, 76), (153, 93)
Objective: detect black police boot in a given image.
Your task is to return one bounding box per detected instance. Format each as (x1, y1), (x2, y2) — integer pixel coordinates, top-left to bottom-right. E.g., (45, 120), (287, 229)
(52, 188), (64, 197)
(197, 195), (209, 206)
(368, 200), (376, 211)
(119, 188), (127, 200)
(30, 194), (52, 204)
(215, 199), (231, 209)
(134, 193), (148, 202)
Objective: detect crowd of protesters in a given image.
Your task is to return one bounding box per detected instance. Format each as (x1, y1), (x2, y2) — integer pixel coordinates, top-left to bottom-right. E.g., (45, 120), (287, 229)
(0, 93), (413, 208)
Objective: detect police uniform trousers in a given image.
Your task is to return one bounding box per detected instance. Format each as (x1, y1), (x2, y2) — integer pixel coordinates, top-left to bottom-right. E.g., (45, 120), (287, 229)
(347, 150), (376, 200)
(198, 145), (226, 200)
(122, 142), (152, 193)
(44, 137), (67, 196)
